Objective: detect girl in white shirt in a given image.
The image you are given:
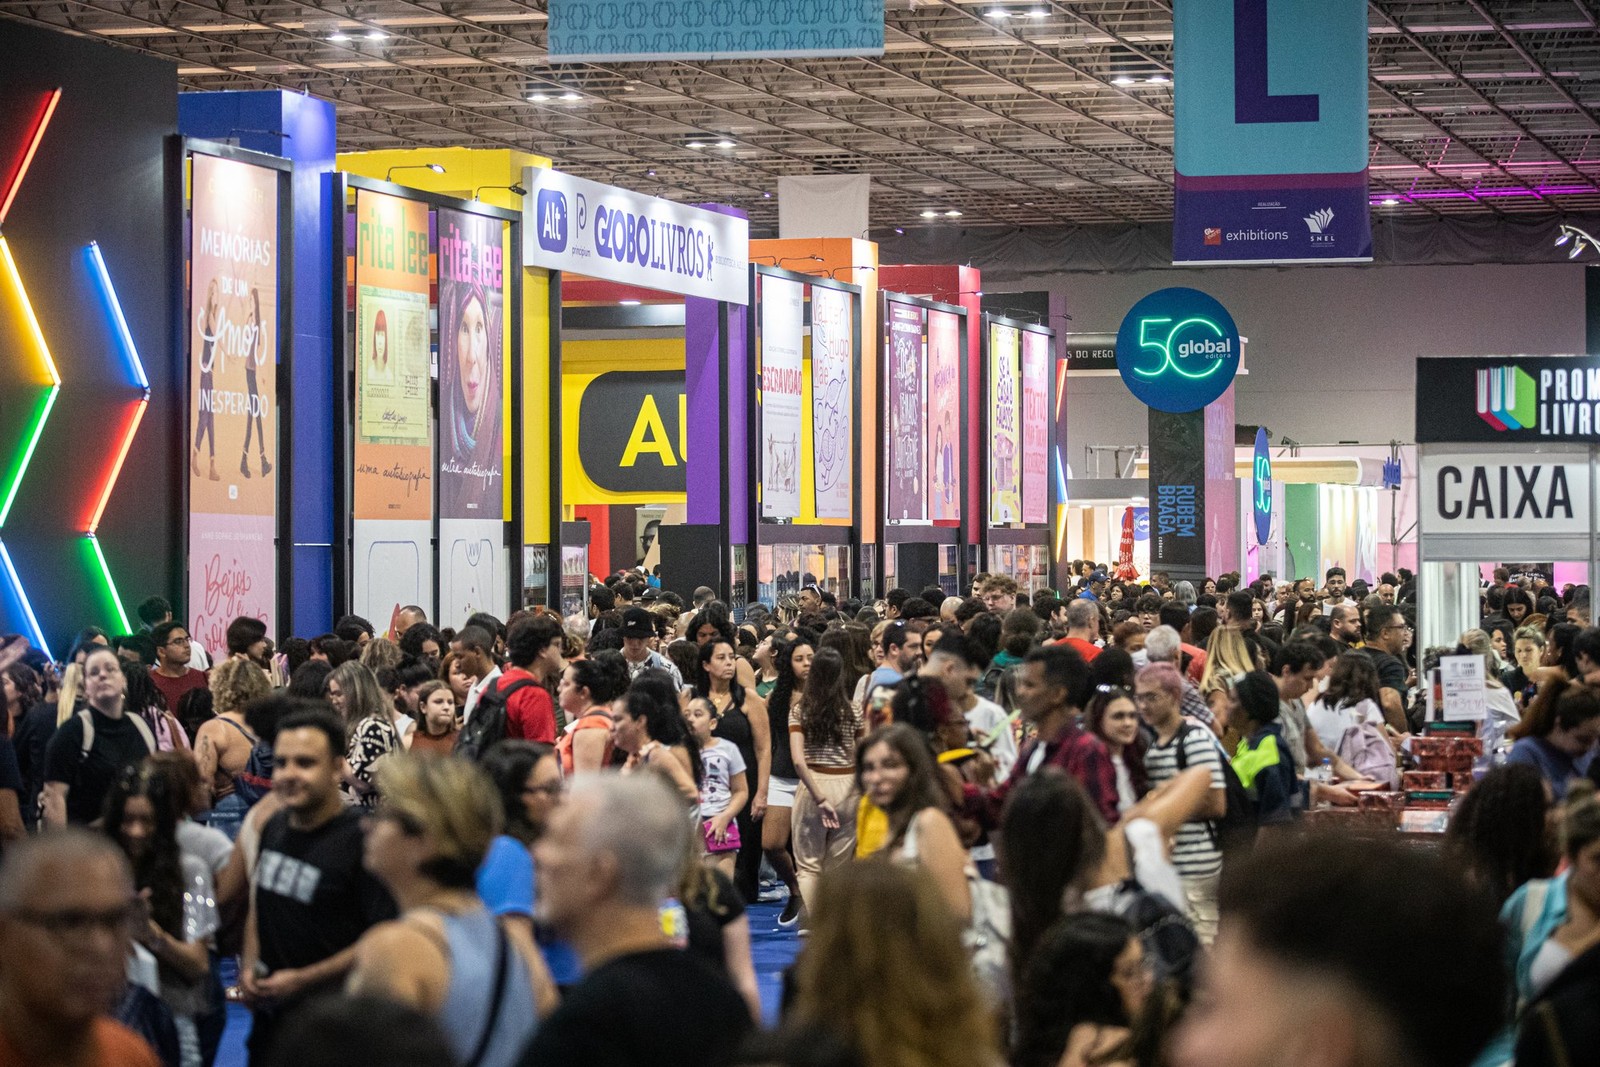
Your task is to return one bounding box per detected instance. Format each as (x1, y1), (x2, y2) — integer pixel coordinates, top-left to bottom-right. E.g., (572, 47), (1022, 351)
(685, 697), (749, 878)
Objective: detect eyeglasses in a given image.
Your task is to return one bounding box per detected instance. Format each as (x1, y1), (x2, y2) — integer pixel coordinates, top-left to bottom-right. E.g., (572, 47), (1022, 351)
(1132, 691), (1163, 705)
(8, 902), (141, 943)
(165, 636), (191, 647)
(523, 781), (564, 799)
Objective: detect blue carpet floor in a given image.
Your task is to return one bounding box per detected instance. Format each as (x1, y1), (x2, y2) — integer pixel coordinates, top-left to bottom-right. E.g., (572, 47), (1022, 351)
(215, 899), (802, 1066)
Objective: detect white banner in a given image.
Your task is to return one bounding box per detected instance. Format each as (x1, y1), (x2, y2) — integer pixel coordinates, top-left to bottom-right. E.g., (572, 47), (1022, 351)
(810, 285), (853, 519)
(1419, 452), (1591, 535)
(761, 276), (805, 519)
(778, 175), (870, 240)
(522, 167), (748, 304)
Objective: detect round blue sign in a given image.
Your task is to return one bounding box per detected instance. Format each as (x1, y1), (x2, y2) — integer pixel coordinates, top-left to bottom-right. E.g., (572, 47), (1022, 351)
(1115, 287), (1240, 413)
(1252, 427), (1272, 545)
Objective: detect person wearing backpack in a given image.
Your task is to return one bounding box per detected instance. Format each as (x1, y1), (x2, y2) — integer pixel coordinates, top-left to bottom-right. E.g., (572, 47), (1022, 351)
(41, 647), (157, 827)
(456, 618), (563, 763)
(1133, 663), (1228, 945)
(194, 658), (271, 839)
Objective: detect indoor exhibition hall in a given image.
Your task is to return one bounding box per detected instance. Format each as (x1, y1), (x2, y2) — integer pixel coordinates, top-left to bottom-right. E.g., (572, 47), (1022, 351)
(0, 2), (1597, 1067)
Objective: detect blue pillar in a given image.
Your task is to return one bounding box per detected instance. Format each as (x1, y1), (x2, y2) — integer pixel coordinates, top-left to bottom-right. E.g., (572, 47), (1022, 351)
(178, 91), (337, 638)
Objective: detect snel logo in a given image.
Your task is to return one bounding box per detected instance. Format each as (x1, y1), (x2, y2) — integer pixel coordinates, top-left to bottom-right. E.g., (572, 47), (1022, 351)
(1476, 365), (1536, 431)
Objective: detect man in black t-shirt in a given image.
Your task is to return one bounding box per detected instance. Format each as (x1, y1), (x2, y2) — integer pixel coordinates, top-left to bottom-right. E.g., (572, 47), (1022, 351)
(519, 775), (751, 1067)
(42, 648), (155, 827)
(1360, 607), (1414, 731)
(242, 707), (395, 1061)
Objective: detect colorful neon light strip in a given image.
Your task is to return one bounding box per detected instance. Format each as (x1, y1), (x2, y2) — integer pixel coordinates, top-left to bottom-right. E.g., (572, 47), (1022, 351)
(0, 237), (61, 529)
(81, 241), (149, 633)
(0, 542), (50, 659)
(0, 89), (60, 225)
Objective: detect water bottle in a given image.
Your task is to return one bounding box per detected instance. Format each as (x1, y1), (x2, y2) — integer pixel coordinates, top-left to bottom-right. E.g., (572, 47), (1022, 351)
(1307, 757), (1333, 786)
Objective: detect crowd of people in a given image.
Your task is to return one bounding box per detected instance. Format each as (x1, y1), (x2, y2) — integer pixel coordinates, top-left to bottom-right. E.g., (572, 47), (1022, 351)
(0, 559), (1596, 1067)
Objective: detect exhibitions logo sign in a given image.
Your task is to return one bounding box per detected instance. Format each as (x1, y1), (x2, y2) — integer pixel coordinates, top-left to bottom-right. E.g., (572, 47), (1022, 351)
(1115, 287), (1240, 413)
(521, 166), (748, 305)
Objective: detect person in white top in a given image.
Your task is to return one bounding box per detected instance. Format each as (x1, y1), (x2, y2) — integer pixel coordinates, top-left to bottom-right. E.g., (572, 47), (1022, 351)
(1306, 653), (1388, 753)
(684, 698), (748, 879)
(919, 633), (1018, 779)
(454, 626), (500, 725)
(1320, 567), (1356, 617)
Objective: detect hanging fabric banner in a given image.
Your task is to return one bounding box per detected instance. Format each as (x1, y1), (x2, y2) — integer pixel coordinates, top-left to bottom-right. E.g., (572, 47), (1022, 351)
(437, 207), (507, 624)
(760, 275), (804, 519)
(1020, 329), (1050, 525)
(886, 300), (927, 523)
(810, 283), (853, 521)
(927, 308), (961, 523)
(988, 322), (1022, 525)
(548, 0), (884, 61)
(188, 153), (279, 651)
(1173, 0), (1371, 265)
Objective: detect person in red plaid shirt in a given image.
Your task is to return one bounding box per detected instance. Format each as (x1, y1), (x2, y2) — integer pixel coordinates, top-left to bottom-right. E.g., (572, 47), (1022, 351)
(963, 643), (1119, 827)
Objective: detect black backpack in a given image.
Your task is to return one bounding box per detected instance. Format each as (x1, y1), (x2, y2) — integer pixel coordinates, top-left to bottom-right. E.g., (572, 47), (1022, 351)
(1174, 722), (1259, 853)
(454, 677), (538, 762)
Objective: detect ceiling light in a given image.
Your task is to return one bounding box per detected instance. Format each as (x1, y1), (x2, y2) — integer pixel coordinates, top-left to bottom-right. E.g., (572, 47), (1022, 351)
(619, 300), (642, 306)
(1111, 75), (1137, 87)
(327, 30), (350, 41)
(1381, 197), (1399, 206)
(365, 29), (385, 40)
(1555, 231), (1571, 246)
(985, 8), (1010, 18)
(1146, 74), (1170, 84)
(920, 210), (940, 218)
(560, 91), (581, 102)
(762, 191), (772, 199)
(527, 92), (549, 102)
(1029, 8), (1048, 16)
(426, 163), (444, 174)
(717, 139), (736, 149)
(1571, 243), (1587, 259)
(944, 209), (962, 217)
(894, 227), (905, 235)
(686, 141), (706, 149)
(646, 168), (657, 177)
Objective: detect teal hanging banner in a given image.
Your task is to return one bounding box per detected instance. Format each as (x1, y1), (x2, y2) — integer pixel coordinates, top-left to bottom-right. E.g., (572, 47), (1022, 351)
(548, 0), (885, 62)
(1173, 0), (1371, 265)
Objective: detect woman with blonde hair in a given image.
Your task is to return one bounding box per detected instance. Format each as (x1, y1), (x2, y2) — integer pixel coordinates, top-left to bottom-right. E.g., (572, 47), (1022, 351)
(784, 861), (998, 1067)
(349, 754), (556, 1067)
(1198, 626), (1255, 737)
(326, 660), (399, 808)
(194, 657), (271, 838)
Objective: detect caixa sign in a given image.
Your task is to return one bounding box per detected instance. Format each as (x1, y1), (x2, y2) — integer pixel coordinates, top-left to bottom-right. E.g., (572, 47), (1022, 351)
(522, 166), (749, 305)
(1419, 453), (1591, 535)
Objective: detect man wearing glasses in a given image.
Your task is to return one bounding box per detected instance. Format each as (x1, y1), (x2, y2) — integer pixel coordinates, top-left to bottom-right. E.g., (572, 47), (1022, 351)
(148, 621), (209, 716)
(1360, 608), (1415, 732)
(0, 830), (163, 1064)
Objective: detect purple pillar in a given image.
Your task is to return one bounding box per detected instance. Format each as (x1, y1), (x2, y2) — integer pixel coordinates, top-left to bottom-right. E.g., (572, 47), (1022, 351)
(684, 204), (750, 545)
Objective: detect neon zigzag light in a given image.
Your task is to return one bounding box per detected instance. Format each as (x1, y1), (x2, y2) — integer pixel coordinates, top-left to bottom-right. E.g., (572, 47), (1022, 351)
(0, 238), (61, 529)
(83, 241), (148, 633)
(0, 89), (59, 225)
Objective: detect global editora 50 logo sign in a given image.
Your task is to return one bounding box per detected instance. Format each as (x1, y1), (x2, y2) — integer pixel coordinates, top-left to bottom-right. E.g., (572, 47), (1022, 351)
(1477, 364), (1536, 432)
(1115, 288), (1241, 413)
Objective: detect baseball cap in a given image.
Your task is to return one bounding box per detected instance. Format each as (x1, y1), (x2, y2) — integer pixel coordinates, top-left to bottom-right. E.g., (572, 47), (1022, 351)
(621, 607), (656, 638)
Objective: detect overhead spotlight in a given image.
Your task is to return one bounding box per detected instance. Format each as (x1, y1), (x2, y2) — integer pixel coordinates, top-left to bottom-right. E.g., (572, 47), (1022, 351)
(327, 30), (350, 41)
(1556, 225), (1597, 256)
(920, 209), (940, 218)
(1111, 75), (1138, 87)
(1572, 242), (1588, 259)
(471, 183), (528, 200)
(1146, 74), (1170, 84)
(717, 139), (736, 149)
(944, 209), (962, 217)
(527, 92), (550, 102)
(560, 91), (582, 102)
(646, 168), (657, 177)
(985, 8), (1010, 18)
(762, 191), (772, 199)
(894, 227), (905, 235)
(1555, 231), (1571, 246)
(1381, 197), (1399, 206)
(1029, 8), (1048, 16)
(686, 141), (706, 149)
(619, 300), (642, 306)
(365, 29), (386, 40)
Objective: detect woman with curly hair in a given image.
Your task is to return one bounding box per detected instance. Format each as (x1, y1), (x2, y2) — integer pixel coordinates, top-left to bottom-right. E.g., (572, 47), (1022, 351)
(783, 861), (996, 1067)
(790, 648), (864, 914)
(193, 658), (270, 837)
(1013, 913), (1158, 1067)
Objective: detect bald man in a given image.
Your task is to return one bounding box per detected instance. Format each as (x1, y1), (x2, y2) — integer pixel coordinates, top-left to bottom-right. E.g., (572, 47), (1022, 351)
(0, 830), (162, 1065)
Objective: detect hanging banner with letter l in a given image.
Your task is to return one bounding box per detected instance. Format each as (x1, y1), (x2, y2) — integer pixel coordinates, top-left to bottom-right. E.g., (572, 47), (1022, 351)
(1173, 0), (1371, 265)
